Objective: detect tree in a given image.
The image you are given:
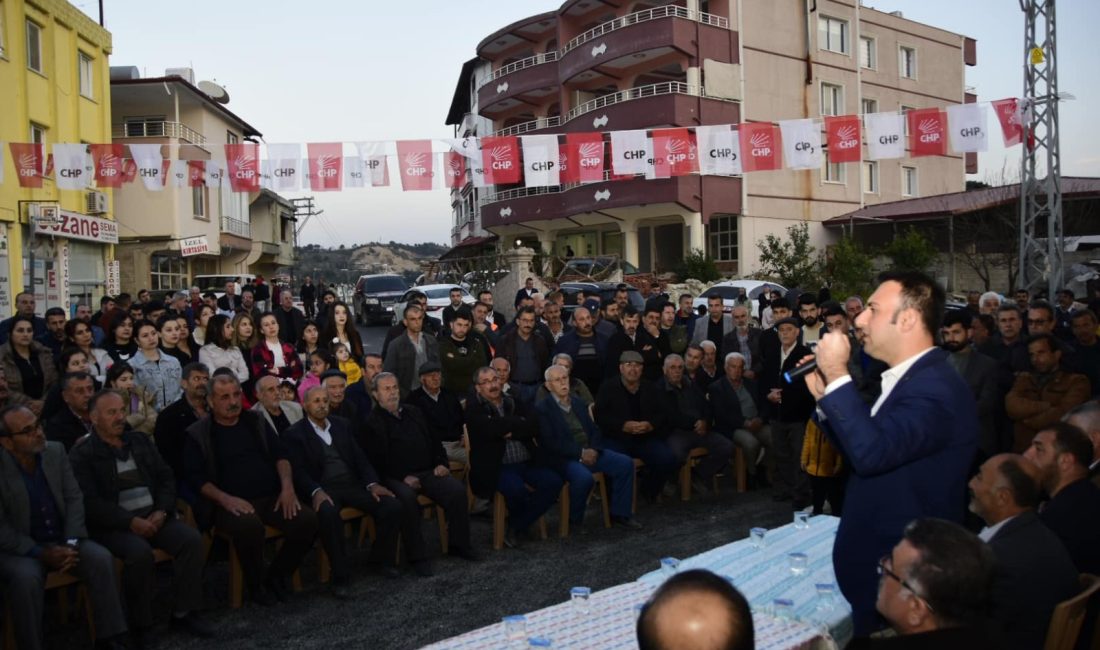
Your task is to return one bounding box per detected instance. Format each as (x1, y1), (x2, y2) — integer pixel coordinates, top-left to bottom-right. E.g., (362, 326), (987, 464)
(825, 235), (875, 299)
(881, 227), (937, 273)
(756, 221), (822, 288)
(674, 248), (722, 283)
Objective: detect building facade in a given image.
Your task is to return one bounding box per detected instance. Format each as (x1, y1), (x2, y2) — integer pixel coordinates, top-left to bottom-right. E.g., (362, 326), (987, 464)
(0, 0), (114, 313)
(248, 189), (297, 279)
(446, 0), (976, 275)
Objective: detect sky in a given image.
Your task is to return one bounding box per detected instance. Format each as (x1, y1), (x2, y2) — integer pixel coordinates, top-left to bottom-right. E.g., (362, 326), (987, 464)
(84, 0), (1100, 248)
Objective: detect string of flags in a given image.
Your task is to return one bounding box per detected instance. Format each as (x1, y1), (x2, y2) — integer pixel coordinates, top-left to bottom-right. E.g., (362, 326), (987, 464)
(2, 98), (1026, 194)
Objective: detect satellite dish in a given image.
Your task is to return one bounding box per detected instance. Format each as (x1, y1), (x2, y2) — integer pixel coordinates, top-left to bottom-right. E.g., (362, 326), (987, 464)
(197, 80), (230, 104)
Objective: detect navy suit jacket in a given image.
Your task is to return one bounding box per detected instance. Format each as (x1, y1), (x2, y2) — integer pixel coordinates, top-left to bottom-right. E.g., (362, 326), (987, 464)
(817, 347), (978, 636)
(535, 395), (604, 472)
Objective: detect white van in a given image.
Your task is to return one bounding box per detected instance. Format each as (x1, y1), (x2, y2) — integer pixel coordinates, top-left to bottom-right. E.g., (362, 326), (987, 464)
(193, 274), (256, 300)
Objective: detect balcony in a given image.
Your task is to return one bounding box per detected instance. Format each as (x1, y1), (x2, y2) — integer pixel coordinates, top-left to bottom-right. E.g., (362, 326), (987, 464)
(112, 120), (207, 146)
(478, 52), (561, 117)
(220, 216), (251, 239)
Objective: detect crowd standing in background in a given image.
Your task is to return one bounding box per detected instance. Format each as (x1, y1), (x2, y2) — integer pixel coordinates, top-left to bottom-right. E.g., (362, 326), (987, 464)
(0, 273), (1097, 650)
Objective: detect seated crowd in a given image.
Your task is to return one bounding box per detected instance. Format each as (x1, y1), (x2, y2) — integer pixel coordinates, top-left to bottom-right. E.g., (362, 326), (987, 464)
(0, 280), (1098, 650)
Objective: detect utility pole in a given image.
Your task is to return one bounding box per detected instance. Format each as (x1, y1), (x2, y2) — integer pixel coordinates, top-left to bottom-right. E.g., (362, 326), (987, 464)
(1017, 0), (1062, 299)
(291, 197), (321, 239)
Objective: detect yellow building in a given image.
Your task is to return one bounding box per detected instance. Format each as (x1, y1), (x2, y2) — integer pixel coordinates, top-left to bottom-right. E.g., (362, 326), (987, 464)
(0, 0), (113, 315)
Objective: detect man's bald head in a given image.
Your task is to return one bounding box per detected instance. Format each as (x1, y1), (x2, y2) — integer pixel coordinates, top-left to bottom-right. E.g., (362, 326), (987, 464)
(637, 570), (753, 650)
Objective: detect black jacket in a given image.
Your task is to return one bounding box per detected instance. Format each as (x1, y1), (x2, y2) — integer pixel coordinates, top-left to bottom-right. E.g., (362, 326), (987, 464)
(760, 341), (815, 422)
(605, 329), (667, 381)
(404, 386), (465, 444)
(68, 431), (176, 535)
(360, 404), (447, 481)
(1038, 478), (1100, 574)
(657, 377), (710, 431)
(465, 394), (540, 499)
(496, 329), (550, 383)
(282, 415), (379, 497)
(45, 407), (93, 452)
(154, 397), (204, 482)
(594, 376), (668, 443)
(275, 306), (307, 345)
(707, 377), (761, 434)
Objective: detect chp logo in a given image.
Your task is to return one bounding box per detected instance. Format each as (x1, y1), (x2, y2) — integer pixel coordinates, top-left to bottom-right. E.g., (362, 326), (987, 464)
(447, 156), (464, 177)
(578, 142), (602, 168)
(918, 118), (942, 144)
(749, 131), (772, 157)
(489, 146), (514, 171)
(232, 153), (257, 180)
(314, 155), (339, 179)
(663, 138), (694, 164)
(834, 125), (859, 149)
(404, 152), (429, 176)
(98, 152), (121, 178)
(17, 152), (41, 177)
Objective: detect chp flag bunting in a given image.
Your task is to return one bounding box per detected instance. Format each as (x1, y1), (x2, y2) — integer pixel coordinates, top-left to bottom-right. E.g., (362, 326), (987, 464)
(307, 143), (343, 191)
(129, 144), (168, 190)
(520, 135), (560, 187)
(10, 143), (45, 188)
(343, 156), (366, 189)
(864, 112), (906, 160)
(824, 115), (862, 163)
(187, 161), (206, 188)
(91, 144), (126, 188)
(443, 151), (466, 189)
(650, 128), (696, 179)
(908, 107), (947, 157)
(204, 159), (224, 187)
(443, 138), (487, 188)
(395, 140), (434, 191)
(479, 136), (521, 185)
(946, 103), (989, 153)
(778, 119), (823, 170)
(563, 133), (605, 183)
(52, 144), (92, 190)
(353, 141), (390, 188)
(169, 160), (189, 188)
(265, 143), (302, 191)
(695, 125), (741, 176)
(739, 122), (782, 172)
(611, 130), (652, 176)
(224, 143), (260, 192)
(991, 98), (1024, 147)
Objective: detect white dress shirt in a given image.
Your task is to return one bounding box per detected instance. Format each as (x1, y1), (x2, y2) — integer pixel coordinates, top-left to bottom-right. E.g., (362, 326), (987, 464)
(978, 514), (1017, 542)
(309, 417), (333, 446)
(823, 346), (936, 416)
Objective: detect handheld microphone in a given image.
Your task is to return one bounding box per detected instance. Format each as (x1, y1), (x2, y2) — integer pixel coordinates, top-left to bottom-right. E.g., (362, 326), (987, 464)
(784, 358), (818, 383)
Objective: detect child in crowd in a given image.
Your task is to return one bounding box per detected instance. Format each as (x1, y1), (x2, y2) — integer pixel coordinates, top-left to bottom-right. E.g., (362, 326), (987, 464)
(298, 349), (335, 402)
(105, 362), (158, 435)
(800, 419), (845, 516)
(279, 379), (299, 403)
(333, 342), (363, 385)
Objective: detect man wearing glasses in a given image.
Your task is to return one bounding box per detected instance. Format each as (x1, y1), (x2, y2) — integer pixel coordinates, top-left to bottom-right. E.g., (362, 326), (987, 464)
(873, 518), (1001, 648)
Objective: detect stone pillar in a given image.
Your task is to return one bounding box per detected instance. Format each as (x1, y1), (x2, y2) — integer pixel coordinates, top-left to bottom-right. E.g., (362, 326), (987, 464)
(620, 222), (640, 268)
(684, 212), (706, 254)
(536, 230), (558, 277)
(497, 247), (545, 321)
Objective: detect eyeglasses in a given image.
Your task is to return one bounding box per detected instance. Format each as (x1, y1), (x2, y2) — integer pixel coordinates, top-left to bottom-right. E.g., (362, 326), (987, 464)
(10, 422), (43, 437)
(877, 555), (934, 612)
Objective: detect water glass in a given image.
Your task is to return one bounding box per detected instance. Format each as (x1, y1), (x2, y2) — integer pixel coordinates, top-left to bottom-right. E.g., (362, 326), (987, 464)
(570, 586), (592, 615)
(815, 583), (838, 612)
(528, 636), (553, 647)
(750, 527), (767, 549)
(788, 552), (809, 576)
(503, 615), (527, 641)
(660, 557), (681, 575)
(794, 510), (810, 529)
(772, 598), (794, 620)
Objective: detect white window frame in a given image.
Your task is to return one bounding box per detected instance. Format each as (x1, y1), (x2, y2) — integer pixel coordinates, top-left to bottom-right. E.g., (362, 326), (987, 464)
(899, 45), (917, 79)
(192, 185), (206, 219)
(25, 18), (42, 73)
(823, 160), (846, 185)
(0, 2), (7, 58)
(861, 98), (878, 115)
(707, 215), (739, 263)
(30, 122), (46, 145)
(863, 161), (879, 194)
(78, 52), (94, 98)
(820, 82), (844, 117)
(818, 16), (850, 55)
(901, 105), (915, 136)
(902, 166), (918, 197)
(860, 36), (876, 70)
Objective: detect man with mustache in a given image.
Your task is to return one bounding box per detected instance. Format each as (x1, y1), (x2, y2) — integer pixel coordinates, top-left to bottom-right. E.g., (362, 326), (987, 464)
(941, 309), (1000, 458)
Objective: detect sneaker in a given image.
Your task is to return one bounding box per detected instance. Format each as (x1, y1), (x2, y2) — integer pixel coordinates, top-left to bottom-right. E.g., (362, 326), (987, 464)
(171, 611), (216, 638)
(470, 498), (490, 516)
(690, 476), (711, 496)
(612, 516), (643, 530)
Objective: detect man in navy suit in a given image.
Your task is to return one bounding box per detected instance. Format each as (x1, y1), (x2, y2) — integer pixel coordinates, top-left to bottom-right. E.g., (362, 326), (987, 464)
(803, 271), (979, 637)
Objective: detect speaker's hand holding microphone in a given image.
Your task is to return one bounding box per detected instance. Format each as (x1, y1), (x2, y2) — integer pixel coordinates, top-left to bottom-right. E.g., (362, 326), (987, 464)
(786, 331), (852, 401)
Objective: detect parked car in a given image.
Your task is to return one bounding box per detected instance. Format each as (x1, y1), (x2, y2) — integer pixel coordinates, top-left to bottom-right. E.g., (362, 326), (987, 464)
(558, 281), (646, 321)
(193, 274), (257, 301)
(692, 280), (787, 316)
(557, 256), (640, 281)
(353, 274), (410, 325)
(392, 284), (475, 326)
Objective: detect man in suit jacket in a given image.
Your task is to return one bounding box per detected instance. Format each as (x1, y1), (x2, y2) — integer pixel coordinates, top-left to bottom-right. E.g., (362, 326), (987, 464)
(968, 453), (1078, 650)
(44, 372), (96, 451)
(761, 318), (814, 507)
(720, 305), (762, 379)
(1062, 401), (1100, 488)
(0, 405), (129, 650)
(383, 305), (440, 399)
(466, 366), (563, 548)
(252, 375), (304, 436)
(941, 310), (1001, 457)
(658, 355), (734, 493)
(606, 306), (666, 381)
(536, 364), (640, 530)
(708, 353), (771, 484)
(689, 295), (733, 348)
(282, 386), (406, 595)
(805, 271), (979, 637)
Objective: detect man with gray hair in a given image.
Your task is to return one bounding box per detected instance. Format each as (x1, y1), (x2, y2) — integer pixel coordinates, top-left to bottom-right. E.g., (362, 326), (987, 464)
(1063, 400), (1100, 486)
(708, 352), (771, 487)
(659, 354), (735, 496)
(534, 353), (595, 406)
(844, 296), (864, 322)
(978, 291), (1002, 315)
(251, 374), (303, 436)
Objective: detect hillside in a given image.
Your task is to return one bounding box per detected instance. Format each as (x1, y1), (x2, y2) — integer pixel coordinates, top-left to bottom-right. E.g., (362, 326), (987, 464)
(293, 241), (448, 284)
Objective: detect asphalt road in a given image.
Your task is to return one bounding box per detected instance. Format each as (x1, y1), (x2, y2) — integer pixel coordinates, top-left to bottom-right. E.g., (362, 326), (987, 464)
(357, 319), (391, 356)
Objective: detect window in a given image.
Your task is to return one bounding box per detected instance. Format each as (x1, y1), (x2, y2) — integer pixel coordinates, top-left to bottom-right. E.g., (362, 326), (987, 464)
(78, 52), (94, 98)
(192, 185), (206, 218)
(818, 16), (849, 54)
(861, 98), (878, 115)
(226, 131), (238, 145)
(30, 122), (46, 144)
(821, 83), (843, 116)
(824, 161), (846, 184)
(25, 19), (42, 73)
(150, 254), (187, 292)
(707, 215), (738, 262)
(899, 46), (917, 79)
(863, 161), (879, 193)
(902, 166), (918, 196)
(860, 37), (876, 69)
(124, 117), (166, 137)
(901, 105), (915, 135)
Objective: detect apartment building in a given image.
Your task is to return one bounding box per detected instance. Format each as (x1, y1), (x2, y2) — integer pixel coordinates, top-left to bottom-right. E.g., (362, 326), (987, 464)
(445, 0), (976, 274)
(0, 0), (114, 310)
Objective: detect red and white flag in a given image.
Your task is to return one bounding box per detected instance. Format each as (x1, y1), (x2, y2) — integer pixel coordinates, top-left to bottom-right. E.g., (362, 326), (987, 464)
(307, 143), (343, 191)
(442, 138), (486, 187)
(265, 143), (301, 191)
(443, 151), (466, 189)
(187, 161), (206, 188)
(395, 140), (434, 191)
(129, 144), (167, 191)
(824, 115), (862, 163)
(225, 143), (260, 192)
(520, 135), (560, 187)
(779, 119), (822, 170)
(91, 144), (126, 188)
(9, 143), (45, 188)
(650, 128), (696, 178)
(739, 123), (782, 172)
(562, 133), (605, 183)
(479, 136), (521, 185)
(204, 160), (225, 187)
(908, 108), (947, 157)
(611, 130), (652, 176)
(946, 103), (989, 153)
(695, 125), (741, 176)
(169, 160), (189, 188)
(991, 98), (1024, 147)
(354, 142), (390, 187)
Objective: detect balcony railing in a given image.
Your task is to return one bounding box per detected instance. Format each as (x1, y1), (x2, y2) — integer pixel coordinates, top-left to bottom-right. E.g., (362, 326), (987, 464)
(112, 121), (207, 146)
(561, 5), (728, 55)
(478, 170), (616, 205)
(494, 116), (563, 137)
(478, 51), (560, 89)
(220, 216), (251, 238)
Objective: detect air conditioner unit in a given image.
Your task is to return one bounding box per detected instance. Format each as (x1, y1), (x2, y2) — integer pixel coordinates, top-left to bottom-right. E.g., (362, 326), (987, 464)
(86, 190), (109, 215)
